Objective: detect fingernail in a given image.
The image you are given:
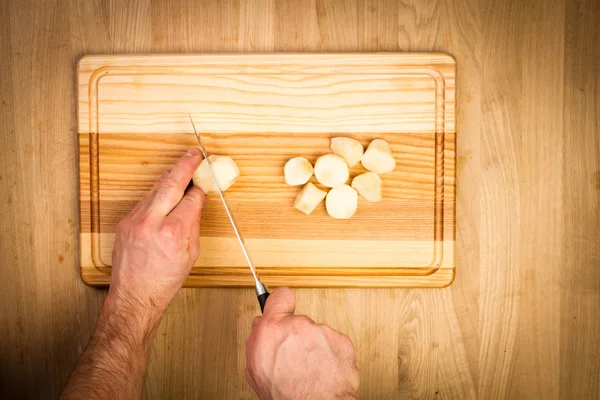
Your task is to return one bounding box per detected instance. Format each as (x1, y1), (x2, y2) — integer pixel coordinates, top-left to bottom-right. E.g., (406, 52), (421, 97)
(186, 148), (200, 157)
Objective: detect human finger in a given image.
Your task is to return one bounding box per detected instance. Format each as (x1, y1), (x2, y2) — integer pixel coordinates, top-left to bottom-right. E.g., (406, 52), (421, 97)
(148, 148), (202, 216)
(167, 185), (205, 236)
(130, 170), (170, 218)
(262, 287), (296, 323)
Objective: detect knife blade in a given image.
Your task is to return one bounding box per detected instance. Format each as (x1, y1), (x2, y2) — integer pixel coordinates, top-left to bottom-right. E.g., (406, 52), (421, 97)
(188, 114), (270, 312)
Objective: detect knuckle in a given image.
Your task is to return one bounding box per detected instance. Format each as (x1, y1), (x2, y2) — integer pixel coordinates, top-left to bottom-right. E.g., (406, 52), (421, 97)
(160, 176), (179, 191)
(296, 315), (313, 325)
(262, 314), (282, 327)
(321, 324), (355, 351)
(338, 331), (351, 343)
(251, 323), (277, 346)
(154, 179), (179, 201)
(158, 221), (183, 249)
(343, 334), (355, 350)
(261, 318), (280, 332)
(289, 315), (313, 331)
(132, 218), (153, 239)
(159, 169), (171, 181)
(338, 333), (356, 353)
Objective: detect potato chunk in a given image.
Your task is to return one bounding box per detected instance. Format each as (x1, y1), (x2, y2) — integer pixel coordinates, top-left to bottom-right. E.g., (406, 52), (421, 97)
(284, 157), (314, 186)
(330, 137), (364, 167)
(361, 139), (396, 174)
(314, 154), (349, 188)
(294, 182), (327, 215)
(351, 172), (382, 202)
(325, 184), (358, 219)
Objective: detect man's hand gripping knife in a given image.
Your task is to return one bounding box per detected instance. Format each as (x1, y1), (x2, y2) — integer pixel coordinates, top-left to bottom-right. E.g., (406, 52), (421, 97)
(247, 287), (359, 400)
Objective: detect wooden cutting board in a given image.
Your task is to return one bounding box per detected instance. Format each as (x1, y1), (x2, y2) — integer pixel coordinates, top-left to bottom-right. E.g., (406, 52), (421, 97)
(78, 53), (456, 288)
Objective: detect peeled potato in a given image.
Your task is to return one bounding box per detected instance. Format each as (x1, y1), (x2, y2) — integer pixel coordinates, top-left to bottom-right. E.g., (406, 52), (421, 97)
(361, 139), (396, 174)
(284, 157), (314, 186)
(293, 182), (327, 215)
(326, 184), (358, 219)
(352, 172), (382, 202)
(192, 155), (240, 194)
(314, 154), (349, 188)
(330, 137), (364, 167)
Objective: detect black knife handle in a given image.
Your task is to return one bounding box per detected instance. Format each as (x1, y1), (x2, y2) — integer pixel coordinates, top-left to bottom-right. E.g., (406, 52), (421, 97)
(258, 292), (270, 313)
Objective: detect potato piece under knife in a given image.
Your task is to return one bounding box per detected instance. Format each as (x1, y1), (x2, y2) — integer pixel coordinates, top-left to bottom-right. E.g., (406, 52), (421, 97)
(193, 155), (240, 194)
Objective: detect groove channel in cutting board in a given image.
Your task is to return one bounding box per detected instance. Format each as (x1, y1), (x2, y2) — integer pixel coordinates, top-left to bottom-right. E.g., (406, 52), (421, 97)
(78, 53), (456, 287)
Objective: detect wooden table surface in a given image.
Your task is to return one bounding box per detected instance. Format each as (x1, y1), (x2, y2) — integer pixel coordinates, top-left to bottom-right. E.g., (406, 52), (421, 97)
(1, 0), (598, 398)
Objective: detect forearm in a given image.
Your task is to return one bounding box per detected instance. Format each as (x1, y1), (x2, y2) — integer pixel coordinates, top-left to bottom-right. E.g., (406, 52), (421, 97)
(61, 150), (203, 399)
(60, 291), (163, 400)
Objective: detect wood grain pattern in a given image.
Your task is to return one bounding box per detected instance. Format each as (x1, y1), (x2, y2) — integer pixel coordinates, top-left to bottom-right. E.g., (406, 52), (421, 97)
(77, 53), (457, 287)
(1, 0), (599, 399)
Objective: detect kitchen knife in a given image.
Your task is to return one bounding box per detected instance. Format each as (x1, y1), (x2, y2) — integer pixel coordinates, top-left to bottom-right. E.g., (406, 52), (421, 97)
(188, 115), (270, 312)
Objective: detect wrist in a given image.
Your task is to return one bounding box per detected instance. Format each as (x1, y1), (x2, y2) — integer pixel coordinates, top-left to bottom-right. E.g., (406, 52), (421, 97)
(95, 290), (164, 348)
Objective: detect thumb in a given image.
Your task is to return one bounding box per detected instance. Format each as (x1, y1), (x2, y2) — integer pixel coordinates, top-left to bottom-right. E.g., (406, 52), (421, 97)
(262, 287), (295, 322)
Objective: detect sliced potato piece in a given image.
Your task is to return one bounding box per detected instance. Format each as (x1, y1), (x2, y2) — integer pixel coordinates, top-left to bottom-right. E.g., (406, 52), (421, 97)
(325, 184), (358, 219)
(352, 172), (382, 202)
(314, 154), (349, 188)
(192, 155), (240, 194)
(361, 139), (396, 174)
(330, 137), (364, 167)
(284, 157), (314, 186)
(293, 182), (327, 215)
